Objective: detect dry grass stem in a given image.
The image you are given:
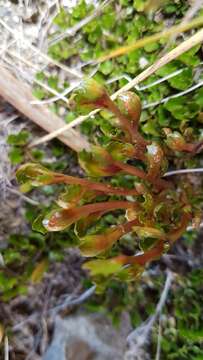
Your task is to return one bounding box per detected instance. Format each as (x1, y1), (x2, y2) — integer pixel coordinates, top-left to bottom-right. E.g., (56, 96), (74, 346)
(143, 80), (203, 109)
(164, 168), (203, 176)
(4, 336), (9, 360)
(0, 18), (82, 79)
(98, 15), (203, 62)
(30, 28), (203, 147)
(49, 0), (112, 46)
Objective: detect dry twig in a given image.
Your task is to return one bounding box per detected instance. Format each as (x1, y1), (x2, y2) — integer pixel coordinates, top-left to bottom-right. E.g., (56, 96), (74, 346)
(0, 64), (89, 152)
(126, 271), (173, 358)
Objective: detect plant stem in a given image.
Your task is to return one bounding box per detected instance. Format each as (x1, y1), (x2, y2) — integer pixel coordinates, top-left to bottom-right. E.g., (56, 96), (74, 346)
(168, 212), (191, 243)
(52, 173), (139, 196)
(114, 161), (170, 190)
(116, 240), (164, 266)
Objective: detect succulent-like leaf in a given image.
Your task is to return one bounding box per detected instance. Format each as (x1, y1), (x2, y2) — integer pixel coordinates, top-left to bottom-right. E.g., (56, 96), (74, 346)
(115, 240), (165, 266)
(74, 211), (106, 237)
(146, 143), (167, 178)
(79, 226), (123, 256)
(126, 208), (138, 221)
(168, 211), (191, 243)
(79, 146), (120, 177)
(57, 185), (84, 208)
(42, 207), (82, 232)
(16, 163), (55, 190)
(32, 214), (48, 234)
(117, 91), (141, 125)
(105, 141), (135, 161)
(141, 193), (154, 213)
(83, 258), (123, 276)
(133, 226), (165, 239)
(56, 185), (96, 209)
(42, 201), (134, 231)
(70, 78), (111, 113)
(164, 130), (194, 152)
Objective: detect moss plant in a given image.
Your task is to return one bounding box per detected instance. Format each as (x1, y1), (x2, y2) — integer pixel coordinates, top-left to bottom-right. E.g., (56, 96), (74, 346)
(17, 79), (203, 289)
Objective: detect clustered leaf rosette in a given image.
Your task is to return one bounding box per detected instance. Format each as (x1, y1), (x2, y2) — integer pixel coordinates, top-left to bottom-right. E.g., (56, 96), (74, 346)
(16, 79), (202, 290)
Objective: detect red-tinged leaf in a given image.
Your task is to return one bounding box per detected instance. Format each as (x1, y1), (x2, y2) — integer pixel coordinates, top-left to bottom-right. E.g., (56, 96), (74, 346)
(79, 226), (123, 256)
(146, 143), (167, 179)
(74, 211), (106, 237)
(70, 78), (111, 113)
(56, 185), (96, 209)
(43, 201), (134, 231)
(164, 130), (194, 153)
(168, 211), (191, 243)
(79, 146), (121, 177)
(115, 240), (164, 266)
(126, 208), (138, 221)
(117, 91), (141, 125)
(16, 163), (56, 191)
(105, 141), (135, 161)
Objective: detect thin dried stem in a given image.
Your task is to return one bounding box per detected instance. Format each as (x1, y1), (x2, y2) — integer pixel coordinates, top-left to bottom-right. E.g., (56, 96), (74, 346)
(180, 0), (203, 25)
(155, 319), (162, 360)
(9, 188), (40, 206)
(98, 15), (203, 62)
(29, 110), (99, 147)
(164, 168), (203, 176)
(113, 28), (203, 97)
(50, 285), (96, 315)
(127, 270), (173, 346)
(49, 0), (112, 46)
(4, 336), (9, 360)
(0, 18), (82, 79)
(143, 80), (203, 109)
(30, 28), (203, 147)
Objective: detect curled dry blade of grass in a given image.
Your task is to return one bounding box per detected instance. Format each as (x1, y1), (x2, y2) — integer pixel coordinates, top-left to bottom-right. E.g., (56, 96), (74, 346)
(17, 79), (203, 288)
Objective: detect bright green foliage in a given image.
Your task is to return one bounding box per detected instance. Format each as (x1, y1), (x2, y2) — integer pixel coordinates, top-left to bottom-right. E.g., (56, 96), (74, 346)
(9, 147), (24, 165)
(7, 131), (29, 146)
(8, 130), (30, 165)
(34, 0), (203, 151)
(164, 97), (200, 121)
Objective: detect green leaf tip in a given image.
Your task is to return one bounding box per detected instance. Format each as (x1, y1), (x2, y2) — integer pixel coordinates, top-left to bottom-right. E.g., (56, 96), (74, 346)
(83, 258), (123, 276)
(70, 78), (110, 113)
(16, 163), (55, 189)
